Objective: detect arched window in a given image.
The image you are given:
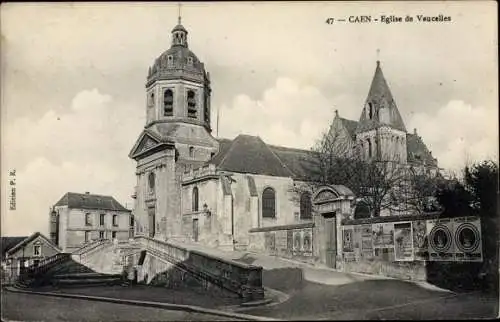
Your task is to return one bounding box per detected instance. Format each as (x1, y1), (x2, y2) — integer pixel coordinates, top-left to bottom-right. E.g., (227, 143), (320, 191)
(367, 138), (372, 158)
(368, 103), (373, 119)
(262, 187), (276, 218)
(299, 192), (312, 220)
(148, 172), (155, 191)
(149, 92), (155, 107)
(187, 90), (197, 118)
(189, 147), (194, 158)
(164, 89), (174, 116)
(192, 187), (199, 212)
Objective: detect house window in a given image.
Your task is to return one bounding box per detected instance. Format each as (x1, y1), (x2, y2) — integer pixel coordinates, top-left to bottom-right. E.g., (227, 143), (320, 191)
(189, 146), (194, 158)
(33, 245), (41, 257)
(100, 214), (105, 226)
(164, 89), (174, 116)
(299, 192), (312, 220)
(167, 55), (173, 66)
(112, 215), (118, 227)
(262, 187), (276, 218)
(112, 231), (117, 239)
(192, 187), (199, 212)
(85, 213), (92, 226)
(99, 231), (105, 240)
(187, 90), (197, 118)
(85, 231), (91, 242)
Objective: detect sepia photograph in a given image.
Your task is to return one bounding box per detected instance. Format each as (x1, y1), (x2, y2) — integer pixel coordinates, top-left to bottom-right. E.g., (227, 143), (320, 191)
(1, 1), (498, 321)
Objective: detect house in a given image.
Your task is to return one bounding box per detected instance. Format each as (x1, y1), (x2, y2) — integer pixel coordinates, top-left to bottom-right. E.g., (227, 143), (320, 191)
(50, 192), (133, 252)
(1, 232), (61, 284)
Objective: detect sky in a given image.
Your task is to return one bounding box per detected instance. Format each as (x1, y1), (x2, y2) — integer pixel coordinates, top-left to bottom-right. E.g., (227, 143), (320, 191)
(1, 2), (497, 236)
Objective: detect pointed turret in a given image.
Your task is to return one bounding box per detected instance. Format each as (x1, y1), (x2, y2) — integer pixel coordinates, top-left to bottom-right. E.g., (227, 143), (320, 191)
(356, 61), (407, 133)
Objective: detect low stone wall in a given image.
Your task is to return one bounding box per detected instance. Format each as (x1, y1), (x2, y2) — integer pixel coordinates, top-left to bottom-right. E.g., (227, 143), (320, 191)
(248, 223), (316, 264)
(342, 250), (428, 281)
(339, 213), (441, 281)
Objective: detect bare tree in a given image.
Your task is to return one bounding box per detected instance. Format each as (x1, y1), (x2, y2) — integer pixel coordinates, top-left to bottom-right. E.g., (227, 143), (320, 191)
(306, 127), (409, 217)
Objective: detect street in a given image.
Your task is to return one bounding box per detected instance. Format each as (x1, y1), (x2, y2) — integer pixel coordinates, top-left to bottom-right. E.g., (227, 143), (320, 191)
(1, 291), (241, 322)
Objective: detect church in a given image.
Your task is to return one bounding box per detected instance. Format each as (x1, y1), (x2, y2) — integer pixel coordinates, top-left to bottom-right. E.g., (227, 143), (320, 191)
(128, 17), (439, 251)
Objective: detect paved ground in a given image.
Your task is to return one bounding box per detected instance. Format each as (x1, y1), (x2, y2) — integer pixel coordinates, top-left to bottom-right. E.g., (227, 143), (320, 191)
(33, 284), (243, 308)
(1, 291), (241, 321)
(5, 242), (497, 321)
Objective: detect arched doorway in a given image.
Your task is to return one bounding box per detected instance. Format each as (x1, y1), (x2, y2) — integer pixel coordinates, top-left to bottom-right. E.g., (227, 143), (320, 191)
(312, 185), (355, 269)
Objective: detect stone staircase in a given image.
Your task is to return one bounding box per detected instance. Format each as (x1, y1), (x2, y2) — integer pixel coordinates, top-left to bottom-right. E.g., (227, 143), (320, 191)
(14, 237), (266, 303)
(15, 240), (130, 289)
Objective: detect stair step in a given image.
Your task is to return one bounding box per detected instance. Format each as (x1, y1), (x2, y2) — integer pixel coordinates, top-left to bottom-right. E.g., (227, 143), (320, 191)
(53, 281), (121, 288)
(52, 278), (122, 286)
(53, 273), (122, 279)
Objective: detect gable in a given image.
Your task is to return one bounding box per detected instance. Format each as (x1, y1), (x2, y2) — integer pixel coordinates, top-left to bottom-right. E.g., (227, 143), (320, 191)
(6, 232), (61, 258)
(129, 130), (174, 160)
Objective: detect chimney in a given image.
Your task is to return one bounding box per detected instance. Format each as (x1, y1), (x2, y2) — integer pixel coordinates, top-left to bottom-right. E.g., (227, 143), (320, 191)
(413, 128), (417, 135)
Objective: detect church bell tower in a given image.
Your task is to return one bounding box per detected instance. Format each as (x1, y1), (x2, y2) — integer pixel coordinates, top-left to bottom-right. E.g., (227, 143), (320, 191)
(129, 13), (219, 241)
(355, 60), (407, 163)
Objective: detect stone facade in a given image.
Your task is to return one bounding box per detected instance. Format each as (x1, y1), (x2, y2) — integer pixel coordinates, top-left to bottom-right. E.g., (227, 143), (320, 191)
(128, 18), (440, 275)
(51, 192), (132, 252)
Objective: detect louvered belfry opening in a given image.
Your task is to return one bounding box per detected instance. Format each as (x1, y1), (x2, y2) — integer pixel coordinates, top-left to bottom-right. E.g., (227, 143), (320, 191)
(164, 89), (174, 116)
(187, 90), (197, 118)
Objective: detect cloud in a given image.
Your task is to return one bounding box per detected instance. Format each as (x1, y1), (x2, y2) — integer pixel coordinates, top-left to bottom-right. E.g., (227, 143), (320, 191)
(217, 77), (340, 149)
(1, 89), (141, 236)
(407, 100), (498, 173)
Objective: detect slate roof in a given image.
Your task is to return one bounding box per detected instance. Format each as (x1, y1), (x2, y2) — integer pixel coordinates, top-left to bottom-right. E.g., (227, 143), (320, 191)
(339, 117), (359, 140)
(1, 236), (28, 259)
(268, 145), (319, 181)
(406, 133), (438, 166)
(209, 135), (319, 180)
(54, 192), (130, 212)
(356, 61), (407, 133)
(209, 135), (295, 178)
(208, 129), (436, 180)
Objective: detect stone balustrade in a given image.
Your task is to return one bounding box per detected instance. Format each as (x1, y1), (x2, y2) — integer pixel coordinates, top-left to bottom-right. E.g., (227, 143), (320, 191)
(133, 236), (264, 301)
(182, 164), (217, 182)
(19, 253), (71, 284)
